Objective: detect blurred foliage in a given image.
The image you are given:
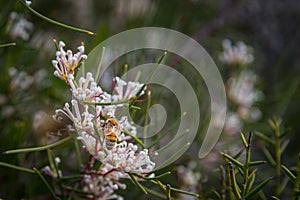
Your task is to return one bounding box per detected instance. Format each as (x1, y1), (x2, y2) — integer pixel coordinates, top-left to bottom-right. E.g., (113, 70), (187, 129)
(1, 0), (300, 199)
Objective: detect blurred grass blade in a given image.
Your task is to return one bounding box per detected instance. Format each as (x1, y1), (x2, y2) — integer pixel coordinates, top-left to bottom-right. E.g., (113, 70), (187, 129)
(128, 173), (147, 194)
(95, 46), (106, 82)
(249, 160), (267, 167)
(279, 129), (290, 139)
(19, 0), (95, 35)
(246, 170), (256, 193)
(271, 196), (280, 200)
(222, 153), (244, 170)
(118, 51), (167, 118)
(169, 186), (199, 197)
(245, 178), (271, 199)
(281, 165), (296, 182)
(262, 147), (276, 167)
(33, 167), (60, 200)
(147, 112), (186, 149)
(145, 188), (166, 199)
(232, 148), (244, 159)
(280, 176), (289, 194)
(123, 128), (145, 149)
(155, 142), (190, 170)
(0, 162), (35, 174)
(240, 132), (248, 148)
(229, 162), (241, 199)
(255, 131), (275, 145)
(4, 136), (73, 154)
(212, 190), (222, 200)
(280, 140), (290, 154)
(0, 42), (16, 48)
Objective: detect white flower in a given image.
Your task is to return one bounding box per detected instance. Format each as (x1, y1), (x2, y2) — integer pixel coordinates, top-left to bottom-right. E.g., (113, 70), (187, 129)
(112, 77), (145, 102)
(224, 112), (242, 135)
(219, 39), (254, 66)
(227, 70), (262, 107)
(52, 41), (87, 81)
(25, 0), (32, 6)
(103, 141), (155, 174)
(6, 12), (34, 41)
(69, 72), (104, 103)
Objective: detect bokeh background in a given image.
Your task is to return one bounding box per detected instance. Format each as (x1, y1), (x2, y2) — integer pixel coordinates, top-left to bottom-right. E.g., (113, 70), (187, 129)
(1, 0), (300, 199)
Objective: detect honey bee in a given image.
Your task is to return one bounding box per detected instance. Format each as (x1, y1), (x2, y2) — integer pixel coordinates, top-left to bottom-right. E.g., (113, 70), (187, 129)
(103, 117), (119, 150)
(105, 131), (118, 150)
(104, 118), (119, 132)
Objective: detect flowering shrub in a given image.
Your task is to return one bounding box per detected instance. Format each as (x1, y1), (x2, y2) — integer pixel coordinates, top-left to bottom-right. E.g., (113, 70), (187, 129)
(1, 1), (300, 200)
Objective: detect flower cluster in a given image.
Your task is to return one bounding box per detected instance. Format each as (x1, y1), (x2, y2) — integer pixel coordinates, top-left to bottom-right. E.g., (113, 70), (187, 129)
(52, 41), (87, 82)
(219, 39), (254, 66)
(6, 11), (34, 41)
(219, 40), (263, 136)
(51, 41), (155, 199)
(177, 161), (201, 200)
(224, 70), (263, 135)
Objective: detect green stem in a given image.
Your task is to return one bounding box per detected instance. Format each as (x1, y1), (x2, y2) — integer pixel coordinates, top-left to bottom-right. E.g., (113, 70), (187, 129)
(19, 0), (95, 35)
(229, 162), (242, 199)
(293, 154), (300, 200)
(74, 138), (82, 167)
(274, 122), (281, 197)
(123, 128), (145, 149)
(143, 91), (151, 146)
(128, 172), (148, 194)
(0, 42), (16, 48)
(95, 46), (106, 82)
(85, 98), (130, 106)
(48, 150), (65, 199)
(0, 162), (35, 174)
(117, 52), (167, 118)
(147, 112), (186, 149)
(4, 136), (73, 154)
(242, 132), (252, 197)
(33, 167), (60, 200)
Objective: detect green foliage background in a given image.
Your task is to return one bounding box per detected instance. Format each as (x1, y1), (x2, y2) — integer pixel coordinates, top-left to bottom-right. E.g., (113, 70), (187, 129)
(0, 0), (300, 199)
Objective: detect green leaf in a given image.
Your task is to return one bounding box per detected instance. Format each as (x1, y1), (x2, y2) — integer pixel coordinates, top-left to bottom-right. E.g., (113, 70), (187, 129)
(222, 153), (244, 170)
(245, 178), (271, 199)
(229, 162), (241, 199)
(245, 171), (256, 193)
(280, 176), (289, 194)
(279, 129), (290, 139)
(281, 165), (296, 182)
(255, 131), (275, 145)
(280, 140), (290, 154)
(0, 162), (35, 174)
(262, 147), (276, 167)
(271, 196), (280, 200)
(128, 173), (147, 194)
(249, 161), (267, 167)
(4, 136), (73, 154)
(33, 168), (61, 200)
(240, 132), (248, 148)
(0, 42), (16, 48)
(19, 0), (95, 35)
(212, 190), (222, 200)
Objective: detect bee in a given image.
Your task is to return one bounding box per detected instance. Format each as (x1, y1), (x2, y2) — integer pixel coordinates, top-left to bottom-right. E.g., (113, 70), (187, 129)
(104, 117), (119, 132)
(105, 131), (118, 150)
(102, 117), (120, 150)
